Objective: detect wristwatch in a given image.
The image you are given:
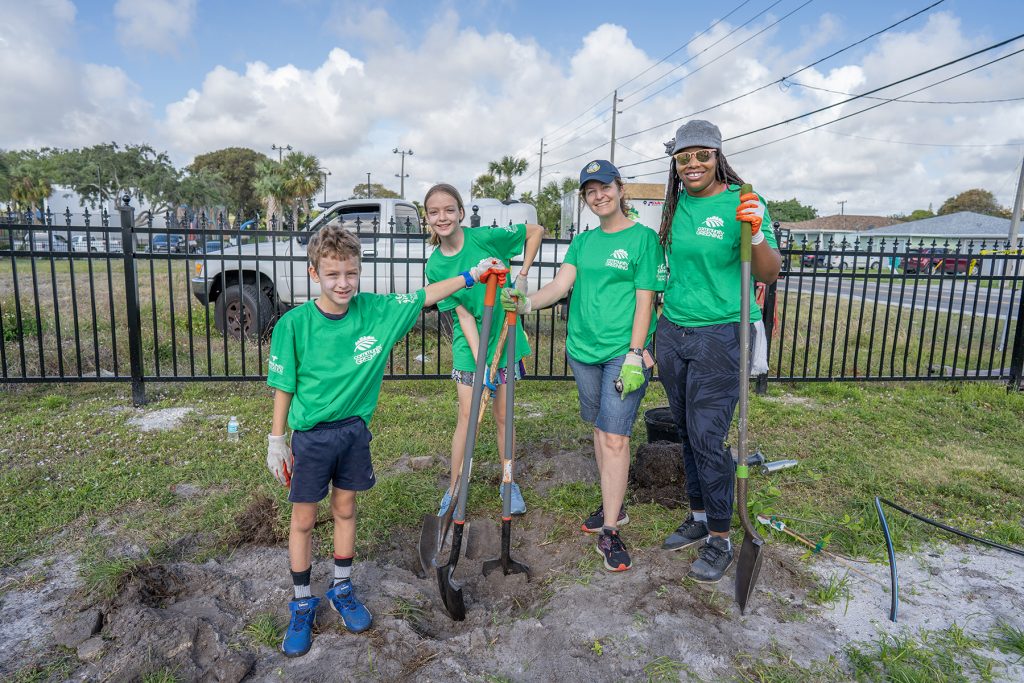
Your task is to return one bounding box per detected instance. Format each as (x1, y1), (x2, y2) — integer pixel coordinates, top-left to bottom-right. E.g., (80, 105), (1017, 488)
(629, 347), (644, 357)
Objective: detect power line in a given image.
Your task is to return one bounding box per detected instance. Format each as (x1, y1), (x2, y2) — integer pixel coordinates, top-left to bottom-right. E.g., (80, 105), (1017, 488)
(783, 79), (1024, 104)
(533, 0), (756, 148)
(623, 40), (1024, 178)
(823, 130), (1024, 148)
(615, 0), (946, 144)
(620, 0), (810, 112)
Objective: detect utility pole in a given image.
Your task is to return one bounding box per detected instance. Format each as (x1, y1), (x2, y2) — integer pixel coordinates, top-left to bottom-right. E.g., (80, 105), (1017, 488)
(1008, 155), (1024, 246)
(393, 148), (413, 198)
(609, 90), (622, 164)
(271, 143), (292, 162)
(838, 199), (848, 231)
(537, 138), (545, 197)
(319, 168), (331, 203)
(366, 173), (372, 198)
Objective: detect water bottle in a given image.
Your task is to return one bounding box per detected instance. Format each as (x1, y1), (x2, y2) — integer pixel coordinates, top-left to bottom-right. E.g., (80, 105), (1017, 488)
(227, 416), (239, 442)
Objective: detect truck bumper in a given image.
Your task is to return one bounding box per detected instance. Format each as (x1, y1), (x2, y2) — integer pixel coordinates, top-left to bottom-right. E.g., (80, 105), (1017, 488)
(191, 276), (211, 305)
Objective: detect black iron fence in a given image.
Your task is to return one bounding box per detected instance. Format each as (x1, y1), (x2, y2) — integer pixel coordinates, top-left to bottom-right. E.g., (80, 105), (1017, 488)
(1, 207), (1022, 403)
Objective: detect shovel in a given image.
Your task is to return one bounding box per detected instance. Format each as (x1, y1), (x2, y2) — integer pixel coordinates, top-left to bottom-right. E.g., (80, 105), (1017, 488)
(436, 271), (505, 620)
(482, 309), (530, 580)
(417, 318), (512, 578)
(734, 183), (765, 614)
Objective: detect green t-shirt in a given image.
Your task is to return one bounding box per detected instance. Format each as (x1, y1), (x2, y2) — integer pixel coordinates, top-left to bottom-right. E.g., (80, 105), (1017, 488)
(563, 223), (667, 365)
(266, 290), (426, 431)
(662, 185), (778, 327)
(425, 225), (531, 372)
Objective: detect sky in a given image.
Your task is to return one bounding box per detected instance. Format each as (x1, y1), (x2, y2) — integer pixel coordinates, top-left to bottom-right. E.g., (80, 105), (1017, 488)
(2, 0), (1023, 217)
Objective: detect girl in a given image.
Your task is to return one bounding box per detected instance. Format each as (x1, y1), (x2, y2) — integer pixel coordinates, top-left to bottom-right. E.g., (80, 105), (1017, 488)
(424, 183), (544, 516)
(655, 119), (781, 584)
(502, 160), (665, 572)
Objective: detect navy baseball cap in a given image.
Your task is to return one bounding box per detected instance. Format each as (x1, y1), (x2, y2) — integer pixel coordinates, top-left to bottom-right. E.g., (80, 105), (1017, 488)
(579, 159), (621, 185)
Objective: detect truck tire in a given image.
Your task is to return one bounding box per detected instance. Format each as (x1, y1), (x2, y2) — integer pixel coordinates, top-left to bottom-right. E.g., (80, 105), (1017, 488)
(215, 283), (274, 339)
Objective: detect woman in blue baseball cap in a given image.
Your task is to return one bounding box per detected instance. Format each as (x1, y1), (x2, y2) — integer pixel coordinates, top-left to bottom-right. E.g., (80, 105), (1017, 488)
(501, 159), (666, 572)
(655, 120), (782, 584)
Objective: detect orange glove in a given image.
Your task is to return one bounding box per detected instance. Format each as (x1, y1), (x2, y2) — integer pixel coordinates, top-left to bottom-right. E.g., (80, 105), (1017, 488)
(736, 192), (765, 235)
(470, 257), (510, 285)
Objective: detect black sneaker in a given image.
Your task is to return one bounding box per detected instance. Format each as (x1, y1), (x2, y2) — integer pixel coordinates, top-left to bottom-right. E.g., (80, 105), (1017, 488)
(595, 528), (632, 572)
(581, 504), (629, 533)
(687, 536), (734, 583)
(661, 514), (709, 551)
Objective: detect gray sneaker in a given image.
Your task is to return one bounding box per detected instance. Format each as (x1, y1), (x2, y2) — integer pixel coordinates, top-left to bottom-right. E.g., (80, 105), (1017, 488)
(687, 536), (734, 583)
(661, 514), (709, 551)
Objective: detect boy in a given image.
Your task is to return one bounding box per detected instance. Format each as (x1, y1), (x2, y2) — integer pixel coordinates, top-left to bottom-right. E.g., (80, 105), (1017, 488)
(266, 225), (506, 657)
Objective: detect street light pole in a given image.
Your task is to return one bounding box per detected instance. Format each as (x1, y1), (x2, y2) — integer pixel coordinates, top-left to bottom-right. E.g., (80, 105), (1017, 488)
(271, 144), (292, 162)
(366, 173), (372, 198)
(393, 148), (413, 198)
(319, 168), (332, 204)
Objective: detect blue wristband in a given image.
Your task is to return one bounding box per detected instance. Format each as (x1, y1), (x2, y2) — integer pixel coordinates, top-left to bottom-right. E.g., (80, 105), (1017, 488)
(460, 271), (474, 288)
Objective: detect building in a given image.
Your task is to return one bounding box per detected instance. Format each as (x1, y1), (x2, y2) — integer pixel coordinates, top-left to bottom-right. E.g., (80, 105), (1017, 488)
(781, 214), (904, 247)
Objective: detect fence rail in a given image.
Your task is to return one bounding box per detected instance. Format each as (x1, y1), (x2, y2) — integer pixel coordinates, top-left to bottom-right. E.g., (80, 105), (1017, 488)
(1, 208), (1022, 403)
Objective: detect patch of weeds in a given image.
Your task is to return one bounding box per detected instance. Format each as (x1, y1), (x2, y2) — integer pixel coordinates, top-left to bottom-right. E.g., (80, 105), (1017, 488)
(0, 571), (46, 597)
(2, 303), (40, 342)
(82, 554), (144, 601)
(242, 612), (282, 649)
(990, 620), (1024, 661)
(698, 587), (730, 617)
(737, 642), (845, 683)
(224, 493), (284, 548)
(573, 554), (600, 586)
(633, 612), (649, 628)
(537, 481), (600, 518)
(386, 596), (427, 630)
(847, 623), (996, 682)
(809, 573), (852, 611)
(643, 655), (691, 682)
(591, 639), (604, 656)
(481, 675), (512, 683)
(40, 394), (68, 410)
(141, 668), (179, 683)
(11, 648), (76, 683)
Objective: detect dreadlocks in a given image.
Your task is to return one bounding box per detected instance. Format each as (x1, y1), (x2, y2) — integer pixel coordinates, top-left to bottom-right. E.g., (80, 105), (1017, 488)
(658, 151), (745, 247)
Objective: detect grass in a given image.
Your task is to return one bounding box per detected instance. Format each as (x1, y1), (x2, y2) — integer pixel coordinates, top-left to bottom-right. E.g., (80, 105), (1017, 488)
(846, 624), (997, 682)
(643, 655), (692, 682)
(809, 574), (852, 609)
(141, 668), (179, 683)
(242, 612), (282, 649)
(991, 620), (1024, 662)
(9, 649), (77, 683)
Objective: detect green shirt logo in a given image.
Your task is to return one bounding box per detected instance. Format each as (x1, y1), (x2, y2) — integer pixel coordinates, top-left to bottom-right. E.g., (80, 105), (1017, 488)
(354, 335), (382, 364)
(268, 354), (284, 375)
(606, 248), (630, 270)
(696, 215), (726, 240)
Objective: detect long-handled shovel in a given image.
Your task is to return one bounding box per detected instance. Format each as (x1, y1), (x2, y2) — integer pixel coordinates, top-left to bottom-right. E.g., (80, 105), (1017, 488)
(734, 183), (765, 614)
(482, 309), (530, 580)
(436, 272), (504, 620)
(417, 320), (510, 578)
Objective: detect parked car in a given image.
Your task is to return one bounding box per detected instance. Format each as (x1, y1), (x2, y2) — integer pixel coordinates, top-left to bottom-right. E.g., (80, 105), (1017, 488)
(191, 197), (558, 338)
(21, 232), (69, 253)
(903, 247), (972, 274)
(202, 240), (226, 253)
(71, 235), (122, 253)
(151, 233), (188, 253)
(800, 252), (887, 271)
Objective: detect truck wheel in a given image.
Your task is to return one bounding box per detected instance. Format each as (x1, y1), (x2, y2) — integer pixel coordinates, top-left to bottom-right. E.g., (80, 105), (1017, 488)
(215, 283), (274, 339)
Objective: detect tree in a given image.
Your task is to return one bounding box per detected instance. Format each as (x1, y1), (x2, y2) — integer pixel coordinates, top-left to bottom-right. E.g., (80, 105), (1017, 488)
(253, 159), (289, 227)
(767, 197), (817, 222)
(349, 183), (400, 199)
(488, 155), (529, 184)
(938, 189), (1010, 218)
(904, 209), (935, 221)
(282, 151), (323, 227)
(188, 147), (268, 220)
(470, 172), (514, 201)
(45, 143), (178, 212)
(171, 169), (230, 225)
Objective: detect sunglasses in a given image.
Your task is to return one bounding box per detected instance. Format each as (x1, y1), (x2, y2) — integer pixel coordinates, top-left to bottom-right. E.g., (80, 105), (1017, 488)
(673, 149), (716, 164)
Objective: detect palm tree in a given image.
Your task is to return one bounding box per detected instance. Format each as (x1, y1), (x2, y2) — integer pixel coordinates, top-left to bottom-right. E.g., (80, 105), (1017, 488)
(282, 151), (322, 227)
(471, 172), (514, 201)
(253, 159), (289, 228)
(9, 170), (51, 225)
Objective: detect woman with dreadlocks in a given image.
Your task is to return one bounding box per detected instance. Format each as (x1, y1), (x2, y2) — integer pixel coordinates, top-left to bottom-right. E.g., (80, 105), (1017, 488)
(655, 120), (781, 584)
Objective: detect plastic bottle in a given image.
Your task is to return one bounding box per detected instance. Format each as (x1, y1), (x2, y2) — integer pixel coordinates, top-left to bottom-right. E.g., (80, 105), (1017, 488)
(227, 416), (239, 442)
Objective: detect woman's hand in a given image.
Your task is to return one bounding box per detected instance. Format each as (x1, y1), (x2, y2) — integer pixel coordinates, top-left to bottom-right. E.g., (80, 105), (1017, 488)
(736, 193), (766, 245)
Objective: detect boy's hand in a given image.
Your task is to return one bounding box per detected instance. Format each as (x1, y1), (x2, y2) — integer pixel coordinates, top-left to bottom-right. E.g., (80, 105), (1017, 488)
(736, 192), (766, 245)
(500, 287), (531, 314)
(617, 353), (645, 400)
(267, 434), (292, 487)
(469, 257), (509, 284)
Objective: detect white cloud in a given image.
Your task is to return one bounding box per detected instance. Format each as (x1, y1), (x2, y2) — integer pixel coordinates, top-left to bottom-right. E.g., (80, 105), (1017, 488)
(0, 1), (152, 149)
(114, 0), (196, 54)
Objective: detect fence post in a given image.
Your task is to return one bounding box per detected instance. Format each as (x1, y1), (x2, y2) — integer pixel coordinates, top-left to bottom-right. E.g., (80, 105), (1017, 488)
(1008, 279), (1024, 392)
(756, 281), (777, 395)
(118, 196), (146, 406)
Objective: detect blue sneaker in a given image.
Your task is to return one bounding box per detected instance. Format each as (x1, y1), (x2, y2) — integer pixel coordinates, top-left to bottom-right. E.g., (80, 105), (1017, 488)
(438, 488), (453, 517)
(499, 482), (527, 515)
(281, 596), (320, 657)
(326, 580), (372, 633)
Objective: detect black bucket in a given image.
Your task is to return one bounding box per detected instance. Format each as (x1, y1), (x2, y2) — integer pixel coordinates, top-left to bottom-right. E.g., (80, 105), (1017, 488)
(644, 407), (679, 444)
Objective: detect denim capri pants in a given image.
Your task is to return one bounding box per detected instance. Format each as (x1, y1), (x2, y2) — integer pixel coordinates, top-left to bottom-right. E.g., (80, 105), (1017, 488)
(567, 348), (652, 436)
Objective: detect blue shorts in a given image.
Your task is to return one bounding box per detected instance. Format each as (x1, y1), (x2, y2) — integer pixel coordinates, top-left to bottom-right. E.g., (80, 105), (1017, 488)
(289, 417), (375, 503)
(567, 349), (652, 436)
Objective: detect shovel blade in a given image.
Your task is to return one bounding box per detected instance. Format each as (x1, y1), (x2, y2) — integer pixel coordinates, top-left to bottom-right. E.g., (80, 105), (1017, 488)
(436, 565), (465, 620)
(417, 513), (443, 577)
(734, 534), (765, 614)
(482, 518), (531, 579)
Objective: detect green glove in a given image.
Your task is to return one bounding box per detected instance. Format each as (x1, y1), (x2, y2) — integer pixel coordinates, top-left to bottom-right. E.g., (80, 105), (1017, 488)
(617, 353), (645, 399)
(500, 287), (531, 314)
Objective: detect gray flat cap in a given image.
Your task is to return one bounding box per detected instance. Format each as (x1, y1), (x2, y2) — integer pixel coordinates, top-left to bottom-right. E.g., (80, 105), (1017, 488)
(664, 120), (723, 155)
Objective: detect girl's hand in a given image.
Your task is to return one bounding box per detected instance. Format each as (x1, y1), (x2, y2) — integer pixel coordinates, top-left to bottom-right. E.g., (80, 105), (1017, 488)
(736, 192), (766, 245)
(470, 257), (509, 284)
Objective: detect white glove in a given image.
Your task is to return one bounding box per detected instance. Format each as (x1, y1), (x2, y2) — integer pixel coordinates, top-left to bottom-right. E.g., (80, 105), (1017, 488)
(267, 434), (292, 486)
(469, 257), (509, 283)
(514, 272), (529, 295)
(500, 287), (532, 314)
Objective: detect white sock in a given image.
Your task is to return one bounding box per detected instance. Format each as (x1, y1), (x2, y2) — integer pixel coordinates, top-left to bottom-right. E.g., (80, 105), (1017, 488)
(708, 536), (732, 551)
(294, 584), (311, 599)
(692, 510), (708, 523)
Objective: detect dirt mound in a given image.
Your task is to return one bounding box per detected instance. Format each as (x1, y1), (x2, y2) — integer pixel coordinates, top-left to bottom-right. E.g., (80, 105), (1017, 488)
(629, 441), (686, 508)
(225, 493), (285, 547)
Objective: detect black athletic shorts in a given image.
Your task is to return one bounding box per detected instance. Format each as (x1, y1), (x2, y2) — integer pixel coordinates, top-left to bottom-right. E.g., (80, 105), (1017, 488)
(288, 417), (375, 503)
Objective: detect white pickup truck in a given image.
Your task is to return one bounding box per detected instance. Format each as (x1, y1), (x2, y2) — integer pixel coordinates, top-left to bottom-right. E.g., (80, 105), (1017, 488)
(191, 197), (570, 337)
